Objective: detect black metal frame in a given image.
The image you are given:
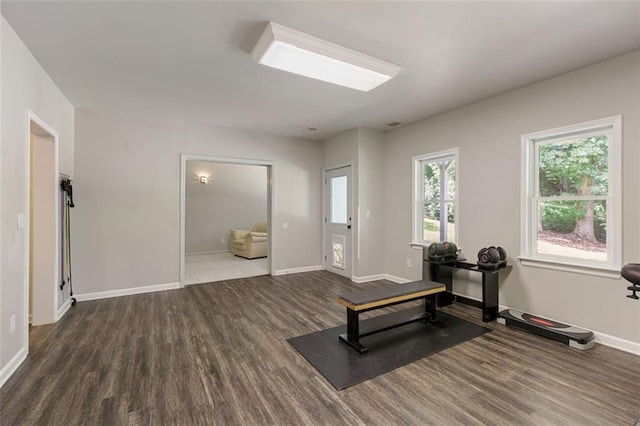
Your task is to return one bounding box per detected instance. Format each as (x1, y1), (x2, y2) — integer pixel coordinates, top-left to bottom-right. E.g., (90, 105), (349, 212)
(338, 293), (438, 355)
(424, 259), (511, 322)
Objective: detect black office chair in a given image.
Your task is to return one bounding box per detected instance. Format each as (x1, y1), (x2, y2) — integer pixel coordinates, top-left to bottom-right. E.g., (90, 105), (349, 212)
(621, 263), (640, 300)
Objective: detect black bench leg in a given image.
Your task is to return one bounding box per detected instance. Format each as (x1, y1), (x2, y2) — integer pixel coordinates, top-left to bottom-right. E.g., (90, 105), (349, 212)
(339, 308), (369, 354)
(425, 294), (437, 320)
(425, 294), (446, 328)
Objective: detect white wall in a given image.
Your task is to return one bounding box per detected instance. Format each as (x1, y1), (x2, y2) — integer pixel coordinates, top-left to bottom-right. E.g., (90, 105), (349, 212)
(72, 110), (323, 295)
(1, 17), (75, 383)
(383, 51), (640, 345)
(185, 161), (267, 254)
(356, 129), (385, 278)
(323, 129), (359, 171)
(322, 128), (386, 279)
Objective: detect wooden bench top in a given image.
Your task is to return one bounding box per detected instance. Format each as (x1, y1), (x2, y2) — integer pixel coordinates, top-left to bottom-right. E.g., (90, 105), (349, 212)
(337, 280), (446, 311)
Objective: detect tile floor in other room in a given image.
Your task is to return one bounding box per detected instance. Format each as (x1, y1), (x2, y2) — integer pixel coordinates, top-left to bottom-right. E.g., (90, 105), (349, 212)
(185, 252), (268, 284)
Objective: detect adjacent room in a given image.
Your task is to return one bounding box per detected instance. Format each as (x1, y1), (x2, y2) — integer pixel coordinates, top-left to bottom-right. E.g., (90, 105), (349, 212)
(184, 160), (270, 284)
(1, 1), (639, 425)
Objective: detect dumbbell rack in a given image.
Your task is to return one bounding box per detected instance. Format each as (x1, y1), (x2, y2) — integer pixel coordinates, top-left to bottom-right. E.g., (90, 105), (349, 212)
(423, 251), (512, 322)
(477, 260), (507, 270)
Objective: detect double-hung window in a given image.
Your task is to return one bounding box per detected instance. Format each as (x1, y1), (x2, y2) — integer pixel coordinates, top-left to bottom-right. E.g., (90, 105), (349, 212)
(412, 148), (458, 245)
(521, 116), (621, 275)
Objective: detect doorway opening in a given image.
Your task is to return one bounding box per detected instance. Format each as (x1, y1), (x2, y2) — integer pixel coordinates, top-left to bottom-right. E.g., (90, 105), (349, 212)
(27, 113), (61, 327)
(180, 155), (275, 286)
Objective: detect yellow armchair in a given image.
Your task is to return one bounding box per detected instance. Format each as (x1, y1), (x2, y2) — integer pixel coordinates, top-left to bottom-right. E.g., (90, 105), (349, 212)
(230, 222), (268, 259)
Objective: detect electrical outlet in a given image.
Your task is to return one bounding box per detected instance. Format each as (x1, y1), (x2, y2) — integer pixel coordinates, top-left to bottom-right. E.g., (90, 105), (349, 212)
(282, 222), (289, 229)
(10, 315), (16, 334)
(406, 259), (412, 268)
(220, 238), (225, 244)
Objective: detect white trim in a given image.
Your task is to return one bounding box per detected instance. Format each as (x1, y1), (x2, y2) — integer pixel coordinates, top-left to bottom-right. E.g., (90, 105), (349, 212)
(74, 282), (181, 302)
(321, 163), (353, 272)
(382, 274), (411, 284)
(56, 296), (73, 321)
(521, 116), (622, 143)
(520, 115), (622, 270)
(180, 154), (276, 287)
(409, 242), (430, 249)
(356, 205), (361, 261)
(351, 274), (387, 283)
(322, 163), (355, 279)
(324, 162), (353, 172)
(185, 249), (231, 256)
(274, 265), (323, 276)
(592, 331), (640, 355)
(25, 110), (60, 334)
(518, 256), (621, 278)
(0, 348), (28, 389)
(321, 170), (327, 269)
(412, 147), (459, 245)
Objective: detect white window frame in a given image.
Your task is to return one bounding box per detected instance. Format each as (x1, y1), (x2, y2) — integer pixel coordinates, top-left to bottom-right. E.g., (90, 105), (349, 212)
(411, 148), (459, 247)
(520, 116), (622, 277)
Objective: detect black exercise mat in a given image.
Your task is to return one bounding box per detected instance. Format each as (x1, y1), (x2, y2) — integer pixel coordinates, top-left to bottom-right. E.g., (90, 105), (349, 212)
(288, 307), (491, 390)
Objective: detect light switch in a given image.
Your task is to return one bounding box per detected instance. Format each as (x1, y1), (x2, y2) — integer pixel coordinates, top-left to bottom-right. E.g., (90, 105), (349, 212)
(366, 210), (371, 219)
(17, 213), (25, 230)
(282, 222), (289, 229)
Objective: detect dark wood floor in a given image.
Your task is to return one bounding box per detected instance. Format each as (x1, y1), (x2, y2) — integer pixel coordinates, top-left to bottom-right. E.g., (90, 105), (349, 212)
(1, 271), (638, 425)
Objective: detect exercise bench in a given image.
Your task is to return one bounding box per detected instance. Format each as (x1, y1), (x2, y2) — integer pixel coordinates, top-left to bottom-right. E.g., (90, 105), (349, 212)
(336, 280), (446, 354)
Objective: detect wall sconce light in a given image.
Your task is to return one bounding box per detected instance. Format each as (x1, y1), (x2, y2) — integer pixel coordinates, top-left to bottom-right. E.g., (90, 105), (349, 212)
(199, 175), (208, 184)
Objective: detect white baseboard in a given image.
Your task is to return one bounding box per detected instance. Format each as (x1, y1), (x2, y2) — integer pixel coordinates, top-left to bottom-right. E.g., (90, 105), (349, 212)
(593, 331), (640, 355)
(186, 250), (230, 256)
(74, 282), (181, 302)
(382, 274), (411, 284)
(56, 297), (73, 320)
(274, 265), (323, 276)
(0, 347), (27, 389)
(351, 274), (387, 283)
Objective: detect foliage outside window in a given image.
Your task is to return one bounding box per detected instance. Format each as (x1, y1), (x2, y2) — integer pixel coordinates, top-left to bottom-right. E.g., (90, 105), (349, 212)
(521, 116), (621, 272)
(412, 149), (458, 245)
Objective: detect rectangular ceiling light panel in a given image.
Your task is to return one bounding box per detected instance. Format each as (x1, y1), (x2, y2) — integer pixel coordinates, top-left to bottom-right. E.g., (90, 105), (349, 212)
(251, 22), (401, 92)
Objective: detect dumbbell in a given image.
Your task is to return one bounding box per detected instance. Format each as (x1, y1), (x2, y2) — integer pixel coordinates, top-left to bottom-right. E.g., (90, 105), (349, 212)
(477, 246), (507, 264)
(428, 241), (458, 258)
(442, 242), (458, 256)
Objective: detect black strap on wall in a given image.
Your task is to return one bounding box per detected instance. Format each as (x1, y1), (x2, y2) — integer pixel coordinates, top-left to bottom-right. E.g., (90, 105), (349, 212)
(60, 177), (76, 305)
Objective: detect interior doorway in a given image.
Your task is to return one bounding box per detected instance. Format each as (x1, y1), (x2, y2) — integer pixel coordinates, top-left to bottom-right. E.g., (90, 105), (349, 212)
(28, 113), (60, 326)
(324, 165), (353, 279)
(179, 155), (275, 286)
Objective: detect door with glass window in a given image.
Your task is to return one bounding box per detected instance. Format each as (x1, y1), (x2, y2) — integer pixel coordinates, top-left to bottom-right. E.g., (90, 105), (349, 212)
(325, 166), (352, 278)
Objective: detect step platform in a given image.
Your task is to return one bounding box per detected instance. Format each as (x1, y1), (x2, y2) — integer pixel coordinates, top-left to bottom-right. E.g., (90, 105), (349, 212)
(497, 309), (595, 350)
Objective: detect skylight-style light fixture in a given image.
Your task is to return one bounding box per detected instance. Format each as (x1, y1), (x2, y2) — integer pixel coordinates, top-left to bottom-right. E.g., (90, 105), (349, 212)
(251, 22), (401, 92)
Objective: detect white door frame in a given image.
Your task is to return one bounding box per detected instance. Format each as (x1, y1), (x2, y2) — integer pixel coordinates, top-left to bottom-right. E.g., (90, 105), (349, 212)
(322, 163), (354, 279)
(179, 154), (276, 287)
(25, 110), (60, 335)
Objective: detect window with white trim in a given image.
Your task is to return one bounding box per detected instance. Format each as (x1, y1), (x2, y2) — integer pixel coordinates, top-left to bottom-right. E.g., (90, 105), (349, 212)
(412, 148), (458, 245)
(521, 116), (621, 272)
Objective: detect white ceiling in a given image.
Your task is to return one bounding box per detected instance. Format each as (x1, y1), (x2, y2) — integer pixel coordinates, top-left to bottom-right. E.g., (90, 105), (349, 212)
(3, 1), (639, 141)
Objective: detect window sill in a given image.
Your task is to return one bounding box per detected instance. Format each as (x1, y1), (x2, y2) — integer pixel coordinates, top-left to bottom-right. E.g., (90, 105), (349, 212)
(518, 256), (621, 279)
(410, 242), (429, 249)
